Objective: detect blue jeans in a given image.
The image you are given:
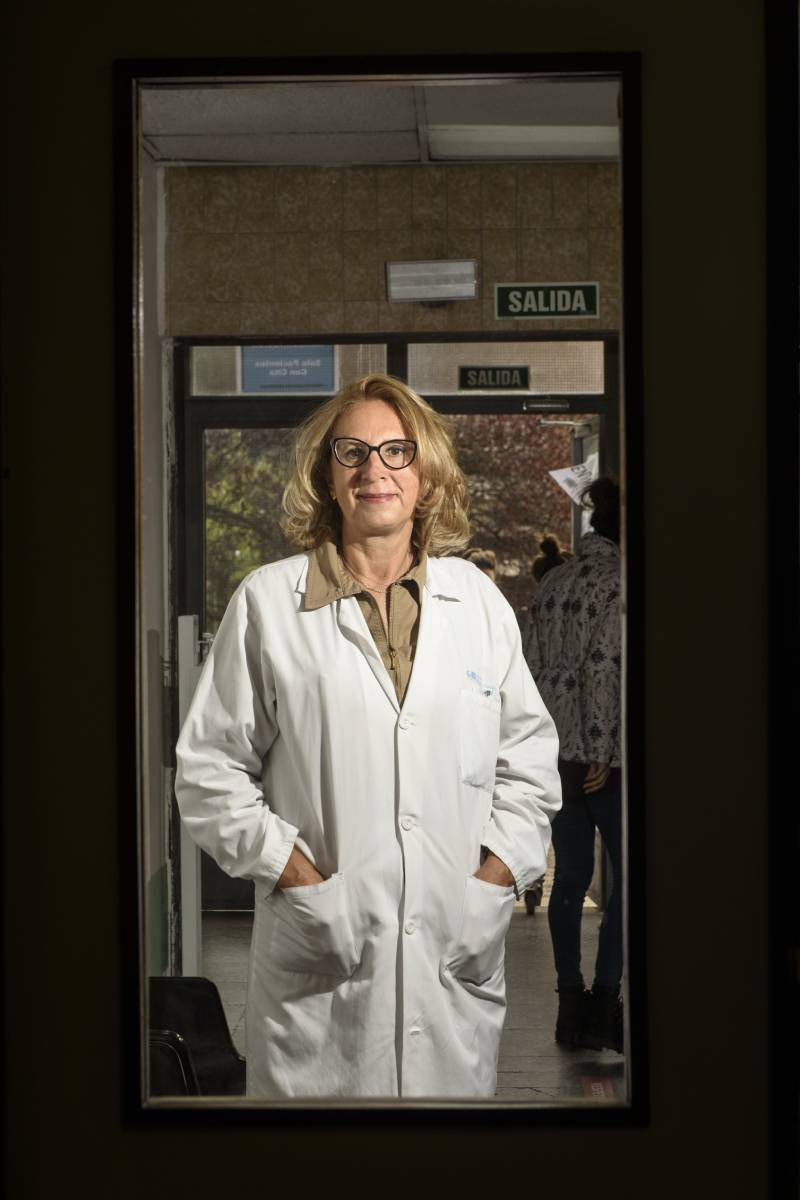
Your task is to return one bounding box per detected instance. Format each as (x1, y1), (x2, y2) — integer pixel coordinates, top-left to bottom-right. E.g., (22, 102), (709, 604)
(547, 758), (622, 992)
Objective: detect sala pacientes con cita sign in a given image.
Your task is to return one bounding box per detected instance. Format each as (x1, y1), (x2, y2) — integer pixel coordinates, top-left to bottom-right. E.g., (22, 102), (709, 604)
(495, 282), (599, 319)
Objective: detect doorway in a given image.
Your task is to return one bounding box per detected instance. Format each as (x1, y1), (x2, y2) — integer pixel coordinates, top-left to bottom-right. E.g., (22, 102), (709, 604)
(173, 331), (618, 943)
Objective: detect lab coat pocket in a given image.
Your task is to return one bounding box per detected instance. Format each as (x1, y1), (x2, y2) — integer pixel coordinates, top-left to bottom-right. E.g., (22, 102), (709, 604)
(446, 874), (515, 989)
(268, 872), (360, 978)
(458, 688), (502, 790)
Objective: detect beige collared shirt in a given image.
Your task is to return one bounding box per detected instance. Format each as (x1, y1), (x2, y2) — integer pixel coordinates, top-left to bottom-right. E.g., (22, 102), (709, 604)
(304, 540), (427, 704)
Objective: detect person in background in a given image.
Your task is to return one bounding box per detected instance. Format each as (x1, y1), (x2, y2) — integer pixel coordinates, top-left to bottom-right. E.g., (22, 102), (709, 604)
(522, 532), (571, 915)
(523, 477), (623, 1053)
(531, 533), (572, 586)
(176, 373), (561, 1099)
(464, 546), (497, 582)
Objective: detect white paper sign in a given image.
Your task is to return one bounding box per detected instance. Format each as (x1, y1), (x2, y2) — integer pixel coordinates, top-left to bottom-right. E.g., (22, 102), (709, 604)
(548, 452), (599, 504)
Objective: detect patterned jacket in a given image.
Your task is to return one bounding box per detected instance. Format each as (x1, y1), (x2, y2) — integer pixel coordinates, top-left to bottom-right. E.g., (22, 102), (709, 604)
(523, 532), (621, 767)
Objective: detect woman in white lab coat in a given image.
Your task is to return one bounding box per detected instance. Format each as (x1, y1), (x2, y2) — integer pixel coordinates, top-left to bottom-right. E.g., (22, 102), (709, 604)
(176, 373), (561, 1099)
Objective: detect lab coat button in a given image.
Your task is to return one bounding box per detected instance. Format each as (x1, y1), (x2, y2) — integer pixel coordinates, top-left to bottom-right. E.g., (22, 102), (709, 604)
(398, 717), (411, 730)
(409, 1027), (422, 1036)
(400, 815), (415, 831)
(404, 919), (416, 934)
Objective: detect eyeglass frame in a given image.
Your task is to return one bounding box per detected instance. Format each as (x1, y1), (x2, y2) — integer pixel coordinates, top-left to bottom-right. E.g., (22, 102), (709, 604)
(329, 436), (418, 470)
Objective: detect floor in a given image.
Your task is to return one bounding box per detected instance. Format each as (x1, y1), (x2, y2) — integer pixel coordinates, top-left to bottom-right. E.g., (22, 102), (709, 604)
(202, 887), (625, 1104)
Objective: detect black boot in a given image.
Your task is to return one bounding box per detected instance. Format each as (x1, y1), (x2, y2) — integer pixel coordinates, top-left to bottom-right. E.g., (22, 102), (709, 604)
(580, 986), (624, 1053)
(524, 881), (543, 915)
(554, 984), (589, 1047)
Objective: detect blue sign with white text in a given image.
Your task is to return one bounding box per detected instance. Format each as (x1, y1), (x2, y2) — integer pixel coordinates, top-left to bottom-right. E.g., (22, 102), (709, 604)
(242, 345), (335, 393)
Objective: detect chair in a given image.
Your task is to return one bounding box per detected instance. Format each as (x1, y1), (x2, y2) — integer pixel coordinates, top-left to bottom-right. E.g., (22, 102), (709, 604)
(149, 1029), (201, 1095)
(149, 976), (246, 1095)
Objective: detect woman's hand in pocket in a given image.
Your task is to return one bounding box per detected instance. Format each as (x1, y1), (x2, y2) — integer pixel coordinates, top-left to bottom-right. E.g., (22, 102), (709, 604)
(473, 851), (515, 889)
(278, 846), (325, 889)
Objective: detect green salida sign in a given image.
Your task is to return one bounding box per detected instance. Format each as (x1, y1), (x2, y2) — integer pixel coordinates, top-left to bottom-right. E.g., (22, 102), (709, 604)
(495, 282), (599, 319)
(459, 366), (529, 390)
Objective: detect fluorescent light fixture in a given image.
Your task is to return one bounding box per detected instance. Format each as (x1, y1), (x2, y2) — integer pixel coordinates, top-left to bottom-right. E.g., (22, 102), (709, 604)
(427, 124), (620, 160)
(386, 259), (478, 303)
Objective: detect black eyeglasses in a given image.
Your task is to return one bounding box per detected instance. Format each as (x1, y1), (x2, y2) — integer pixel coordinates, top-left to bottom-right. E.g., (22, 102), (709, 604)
(330, 437), (418, 470)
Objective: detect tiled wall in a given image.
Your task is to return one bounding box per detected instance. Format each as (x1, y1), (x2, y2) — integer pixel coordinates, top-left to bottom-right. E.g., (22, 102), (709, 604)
(165, 163), (620, 337)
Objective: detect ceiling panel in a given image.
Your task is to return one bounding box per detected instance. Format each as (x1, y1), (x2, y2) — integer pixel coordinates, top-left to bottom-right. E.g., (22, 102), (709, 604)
(140, 78), (620, 164)
(423, 79), (619, 127)
(144, 130), (421, 164)
(141, 84), (417, 136)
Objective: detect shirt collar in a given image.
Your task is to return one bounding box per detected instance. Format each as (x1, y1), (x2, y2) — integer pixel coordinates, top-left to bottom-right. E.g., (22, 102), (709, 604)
(304, 540), (428, 611)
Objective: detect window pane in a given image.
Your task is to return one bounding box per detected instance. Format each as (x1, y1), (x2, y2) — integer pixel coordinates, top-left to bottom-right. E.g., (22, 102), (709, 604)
(204, 428), (295, 632)
(192, 346), (238, 395)
(338, 343), (387, 382)
(451, 411), (595, 625)
(408, 340), (604, 395)
(191, 344), (387, 396)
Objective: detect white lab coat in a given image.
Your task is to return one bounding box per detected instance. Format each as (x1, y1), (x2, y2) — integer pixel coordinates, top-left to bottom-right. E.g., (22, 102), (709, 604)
(176, 552), (561, 1098)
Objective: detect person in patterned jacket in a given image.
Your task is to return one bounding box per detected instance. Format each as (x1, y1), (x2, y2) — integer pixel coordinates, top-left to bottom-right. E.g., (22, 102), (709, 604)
(523, 476), (623, 1053)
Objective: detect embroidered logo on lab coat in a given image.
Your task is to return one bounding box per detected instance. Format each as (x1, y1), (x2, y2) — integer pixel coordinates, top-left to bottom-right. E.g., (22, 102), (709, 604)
(466, 670), (497, 698)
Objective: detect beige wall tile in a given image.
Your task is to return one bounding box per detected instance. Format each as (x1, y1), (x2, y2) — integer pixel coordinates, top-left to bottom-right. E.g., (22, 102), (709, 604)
(203, 234), (250, 302)
(378, 301), (417, 332)
(412, 229), (447, 259)
(377, 232), (414, 302)
(446, 299), (484, 332)
(164, 161), (620, 337)
(274, 169), (309, 232)
(308, 169), (343, 232)
(412, 167), (446, 227)
(343, 231), (380, 300)
(377, 169), (412, 230)
(167, 232), (207, 303)
(343, 167), (377, 231)
(446, 168), (482, 229)
(446, 228), (482, 262)
(306, 301), (345, 334)
(588, 163), (620, 229)
(239, 303), (276, 335)
(517, 164), (554, 228)
(204, 169), (241, 233)
(595, 282), (620, 329)
(588, 227), (621, 282)
(273, 233), (308, 302)
(166, 168), (206, 234)
(378, 231), (414, 266)
(552, 164), (589, 227)
(237, 169), (275, 234)
(167, 301), (242, 336)
(480, 165), (516, 229)
(519, 229), (590, 279)
(343, 300), (380, 332)
(553, 314), (607, 332)
(413, 303), (450, 332)
(234, 235), (273, 303)
(481, 229), (517, 298)
(166, 169), (205, 234)
(481, 298), (511, 330)
(306, 234), (343, 302)
(270, 302), (312, 334)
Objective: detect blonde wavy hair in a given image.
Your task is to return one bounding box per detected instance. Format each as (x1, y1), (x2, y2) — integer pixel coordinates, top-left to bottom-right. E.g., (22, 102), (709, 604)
(281, 373), (471, 554)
